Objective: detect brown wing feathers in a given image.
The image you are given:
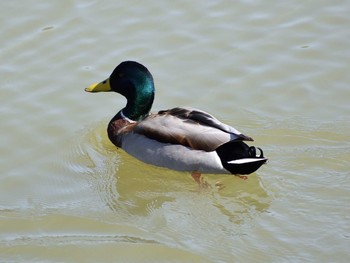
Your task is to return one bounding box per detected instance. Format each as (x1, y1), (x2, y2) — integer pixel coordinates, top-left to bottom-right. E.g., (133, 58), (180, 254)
(133, 107), (253, 151)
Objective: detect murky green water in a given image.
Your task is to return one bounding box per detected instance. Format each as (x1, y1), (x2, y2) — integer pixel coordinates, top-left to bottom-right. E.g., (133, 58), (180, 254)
(1, 1), (349, 262)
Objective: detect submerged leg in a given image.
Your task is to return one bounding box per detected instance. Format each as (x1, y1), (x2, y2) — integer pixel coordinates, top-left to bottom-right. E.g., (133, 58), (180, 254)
(191, 172), (226, 190)
(191, 171), (202, 184)
(191, 171), (210, 188)
(238, 175), (248, 180)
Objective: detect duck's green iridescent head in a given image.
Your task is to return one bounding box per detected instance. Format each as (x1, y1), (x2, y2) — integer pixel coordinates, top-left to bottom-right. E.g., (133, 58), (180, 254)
(85, 61), (155, 121)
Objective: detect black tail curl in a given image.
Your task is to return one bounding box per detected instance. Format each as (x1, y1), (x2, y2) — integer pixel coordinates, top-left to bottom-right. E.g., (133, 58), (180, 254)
(248, 146), (264, 159)
(216, 141), (267, 175)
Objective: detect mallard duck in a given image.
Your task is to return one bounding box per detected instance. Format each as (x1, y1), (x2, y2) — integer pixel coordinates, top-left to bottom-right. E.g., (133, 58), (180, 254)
(85, 61), (267, 180)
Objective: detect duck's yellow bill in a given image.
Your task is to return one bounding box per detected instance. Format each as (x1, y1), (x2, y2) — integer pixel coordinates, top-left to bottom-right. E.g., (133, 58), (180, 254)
(85, 78), (112, 92)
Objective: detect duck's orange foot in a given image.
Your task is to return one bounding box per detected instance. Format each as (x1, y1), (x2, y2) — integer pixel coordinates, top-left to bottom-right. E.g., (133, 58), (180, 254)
(238, 175), (248, 180)
(191, 171), (201, 184)
(191, 171), (210, 188)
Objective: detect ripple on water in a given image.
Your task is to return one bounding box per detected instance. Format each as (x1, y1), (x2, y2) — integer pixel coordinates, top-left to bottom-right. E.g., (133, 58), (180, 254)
(2, 0), (350, 261)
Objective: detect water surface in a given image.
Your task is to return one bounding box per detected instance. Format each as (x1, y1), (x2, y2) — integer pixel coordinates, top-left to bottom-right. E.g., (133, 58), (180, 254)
(1, 1), (349, 262)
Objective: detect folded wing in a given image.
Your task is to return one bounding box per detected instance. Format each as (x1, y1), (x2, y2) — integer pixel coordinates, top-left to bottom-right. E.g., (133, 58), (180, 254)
(134, 107), (253, 152)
